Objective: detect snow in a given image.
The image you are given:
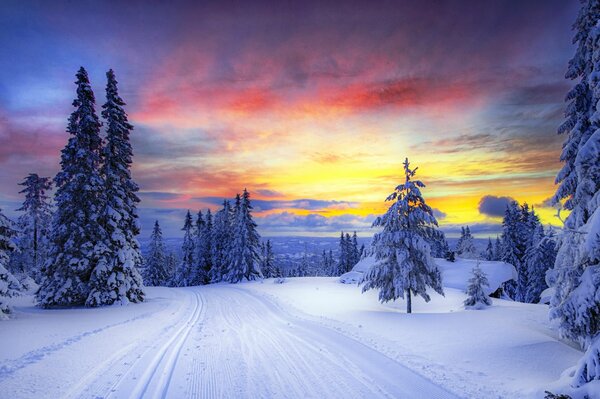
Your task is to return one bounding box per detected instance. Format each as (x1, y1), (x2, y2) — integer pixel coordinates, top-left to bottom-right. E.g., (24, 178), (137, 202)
(341, 256), (516, 295)
(0, 277), (581, 399)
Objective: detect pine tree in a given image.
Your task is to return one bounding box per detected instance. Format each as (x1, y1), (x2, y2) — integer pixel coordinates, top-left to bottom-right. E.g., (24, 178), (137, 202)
(87, 69), (145, 307)
(261, 240), (275, 278)
(143, 221), (169, 286)
(37, 67), (107, 308)
(0, 209), (21, 318)
(456, 226), (477, 259)
(493, 236), (503, 261)
(13, 174), (53, 282)
(464, 264), (492, 308)
(524, 226), (557, 303)
(361, 158), (444, 313)
(200, 209), (213, 283)
(225, 189), (261, 283)
(337, 232), (350, 275)
(548, 0), (600, 388)
(193, 210), (210, 285)
(210, 201), (232, 282)
(165, 251), (178, 285)
(431, 231), (450, 258)
(484, 238), (494, 261)
(501, 203), (541, 302)
(175, 211), (195, 286)
(351, 231), (360, 267)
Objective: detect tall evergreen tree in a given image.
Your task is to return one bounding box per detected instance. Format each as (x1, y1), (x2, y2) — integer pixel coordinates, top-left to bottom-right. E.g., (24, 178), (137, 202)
(260, 240), (275, 278)
(201, 209), (213, 283)
(13, 174), (53, 281)
(484, 238), (494, 261)
(143, 221), (169, 286)
(430, 231), (450, 258)
(493, 236), (503, 261)
(351, 231), (360, 267)
(193, 210), (211, 285)
(37, 67), (107, 308)
(0, 209), (21, 318)
(225, 189), (261, 283)
(175, 211), (195, 286)
(501, 202), (541, 301)
(165, 251), (178, 285)
(87, 69), (145, 306)
(361, 158), (444, 313)
(210, 201), (232, 282)
(524, 226), (557, 303)
(548, 1), (600, 388)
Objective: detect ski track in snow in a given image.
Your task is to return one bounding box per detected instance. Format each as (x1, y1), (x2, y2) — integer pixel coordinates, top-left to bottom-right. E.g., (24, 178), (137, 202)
(1, 286), (461, 399)
(0, 308), (158, 382)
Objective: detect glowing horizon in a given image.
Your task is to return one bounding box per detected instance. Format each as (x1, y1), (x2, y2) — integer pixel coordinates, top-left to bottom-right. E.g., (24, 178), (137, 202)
(0, 0), (577, 238)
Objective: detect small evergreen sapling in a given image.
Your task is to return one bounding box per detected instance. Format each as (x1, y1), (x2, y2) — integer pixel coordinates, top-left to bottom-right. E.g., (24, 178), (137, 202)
(464, 264), (492, 309)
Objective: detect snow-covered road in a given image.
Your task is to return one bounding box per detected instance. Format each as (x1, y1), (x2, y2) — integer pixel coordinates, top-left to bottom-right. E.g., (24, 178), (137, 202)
(0, 286), (459, 399)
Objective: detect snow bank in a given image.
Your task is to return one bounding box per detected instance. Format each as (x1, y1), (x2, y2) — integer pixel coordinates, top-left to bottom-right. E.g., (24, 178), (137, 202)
(341, 256), (516, 294)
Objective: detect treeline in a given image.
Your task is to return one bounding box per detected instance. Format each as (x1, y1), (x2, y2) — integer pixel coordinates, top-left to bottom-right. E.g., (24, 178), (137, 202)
(444, 202), (557, 304)
(142, 190), (264, 286)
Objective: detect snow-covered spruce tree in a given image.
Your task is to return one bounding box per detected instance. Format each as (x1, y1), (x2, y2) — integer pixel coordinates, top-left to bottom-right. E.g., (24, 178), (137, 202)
(193, 210), (211, 285)
(225, 189), (261, 283)
(143, 221), (170, 286)
(493, 236), (503, 261)
(501, 201), (541, 301)
(175, 211), (195, 286)
(430, 231), (450, 258)
(200, 209), (213, 283)
(165, 251), (178, 285)
(260, 240), (275, 278)
(87, 69), (145, 307)
(548, 0), (600, 389)
(37, 67), (107, 308)
(464, 264), (492, 309)
(210, 200), (232, 282)
(456, 226), (477, 259)
(524, 225), (557, 303)
(484, 238), (494, 261)
(351, 231), (360, 267)
(361, 158), (444, 313)
(0, 209), (22, 318)
(13, 173), (53, 282)
(337, 232), (353, 275)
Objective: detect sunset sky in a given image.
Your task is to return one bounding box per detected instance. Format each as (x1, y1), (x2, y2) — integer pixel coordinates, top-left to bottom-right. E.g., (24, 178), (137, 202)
(0, 0), (579, 237)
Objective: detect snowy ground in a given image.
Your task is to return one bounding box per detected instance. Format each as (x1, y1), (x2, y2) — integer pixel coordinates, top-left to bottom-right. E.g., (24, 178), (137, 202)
(0, 275), (582, 398)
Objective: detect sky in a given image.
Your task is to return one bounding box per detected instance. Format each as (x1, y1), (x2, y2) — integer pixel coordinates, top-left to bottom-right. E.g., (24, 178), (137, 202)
(0, 0), (580, 238)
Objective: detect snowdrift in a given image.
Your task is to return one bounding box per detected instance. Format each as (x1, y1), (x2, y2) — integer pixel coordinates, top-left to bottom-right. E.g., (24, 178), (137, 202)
(340, 256), (516, 295)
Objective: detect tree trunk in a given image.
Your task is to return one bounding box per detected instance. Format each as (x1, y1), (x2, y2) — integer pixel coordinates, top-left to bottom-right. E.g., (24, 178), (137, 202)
(406, 288), (412, 314)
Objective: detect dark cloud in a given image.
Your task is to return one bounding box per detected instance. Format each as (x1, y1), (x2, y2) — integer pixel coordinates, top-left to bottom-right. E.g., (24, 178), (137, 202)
(478, 195), (515, 217)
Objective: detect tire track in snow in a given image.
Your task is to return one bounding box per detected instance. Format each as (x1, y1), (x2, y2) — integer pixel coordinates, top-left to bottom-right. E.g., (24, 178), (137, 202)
(0, 307), (159, 383)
